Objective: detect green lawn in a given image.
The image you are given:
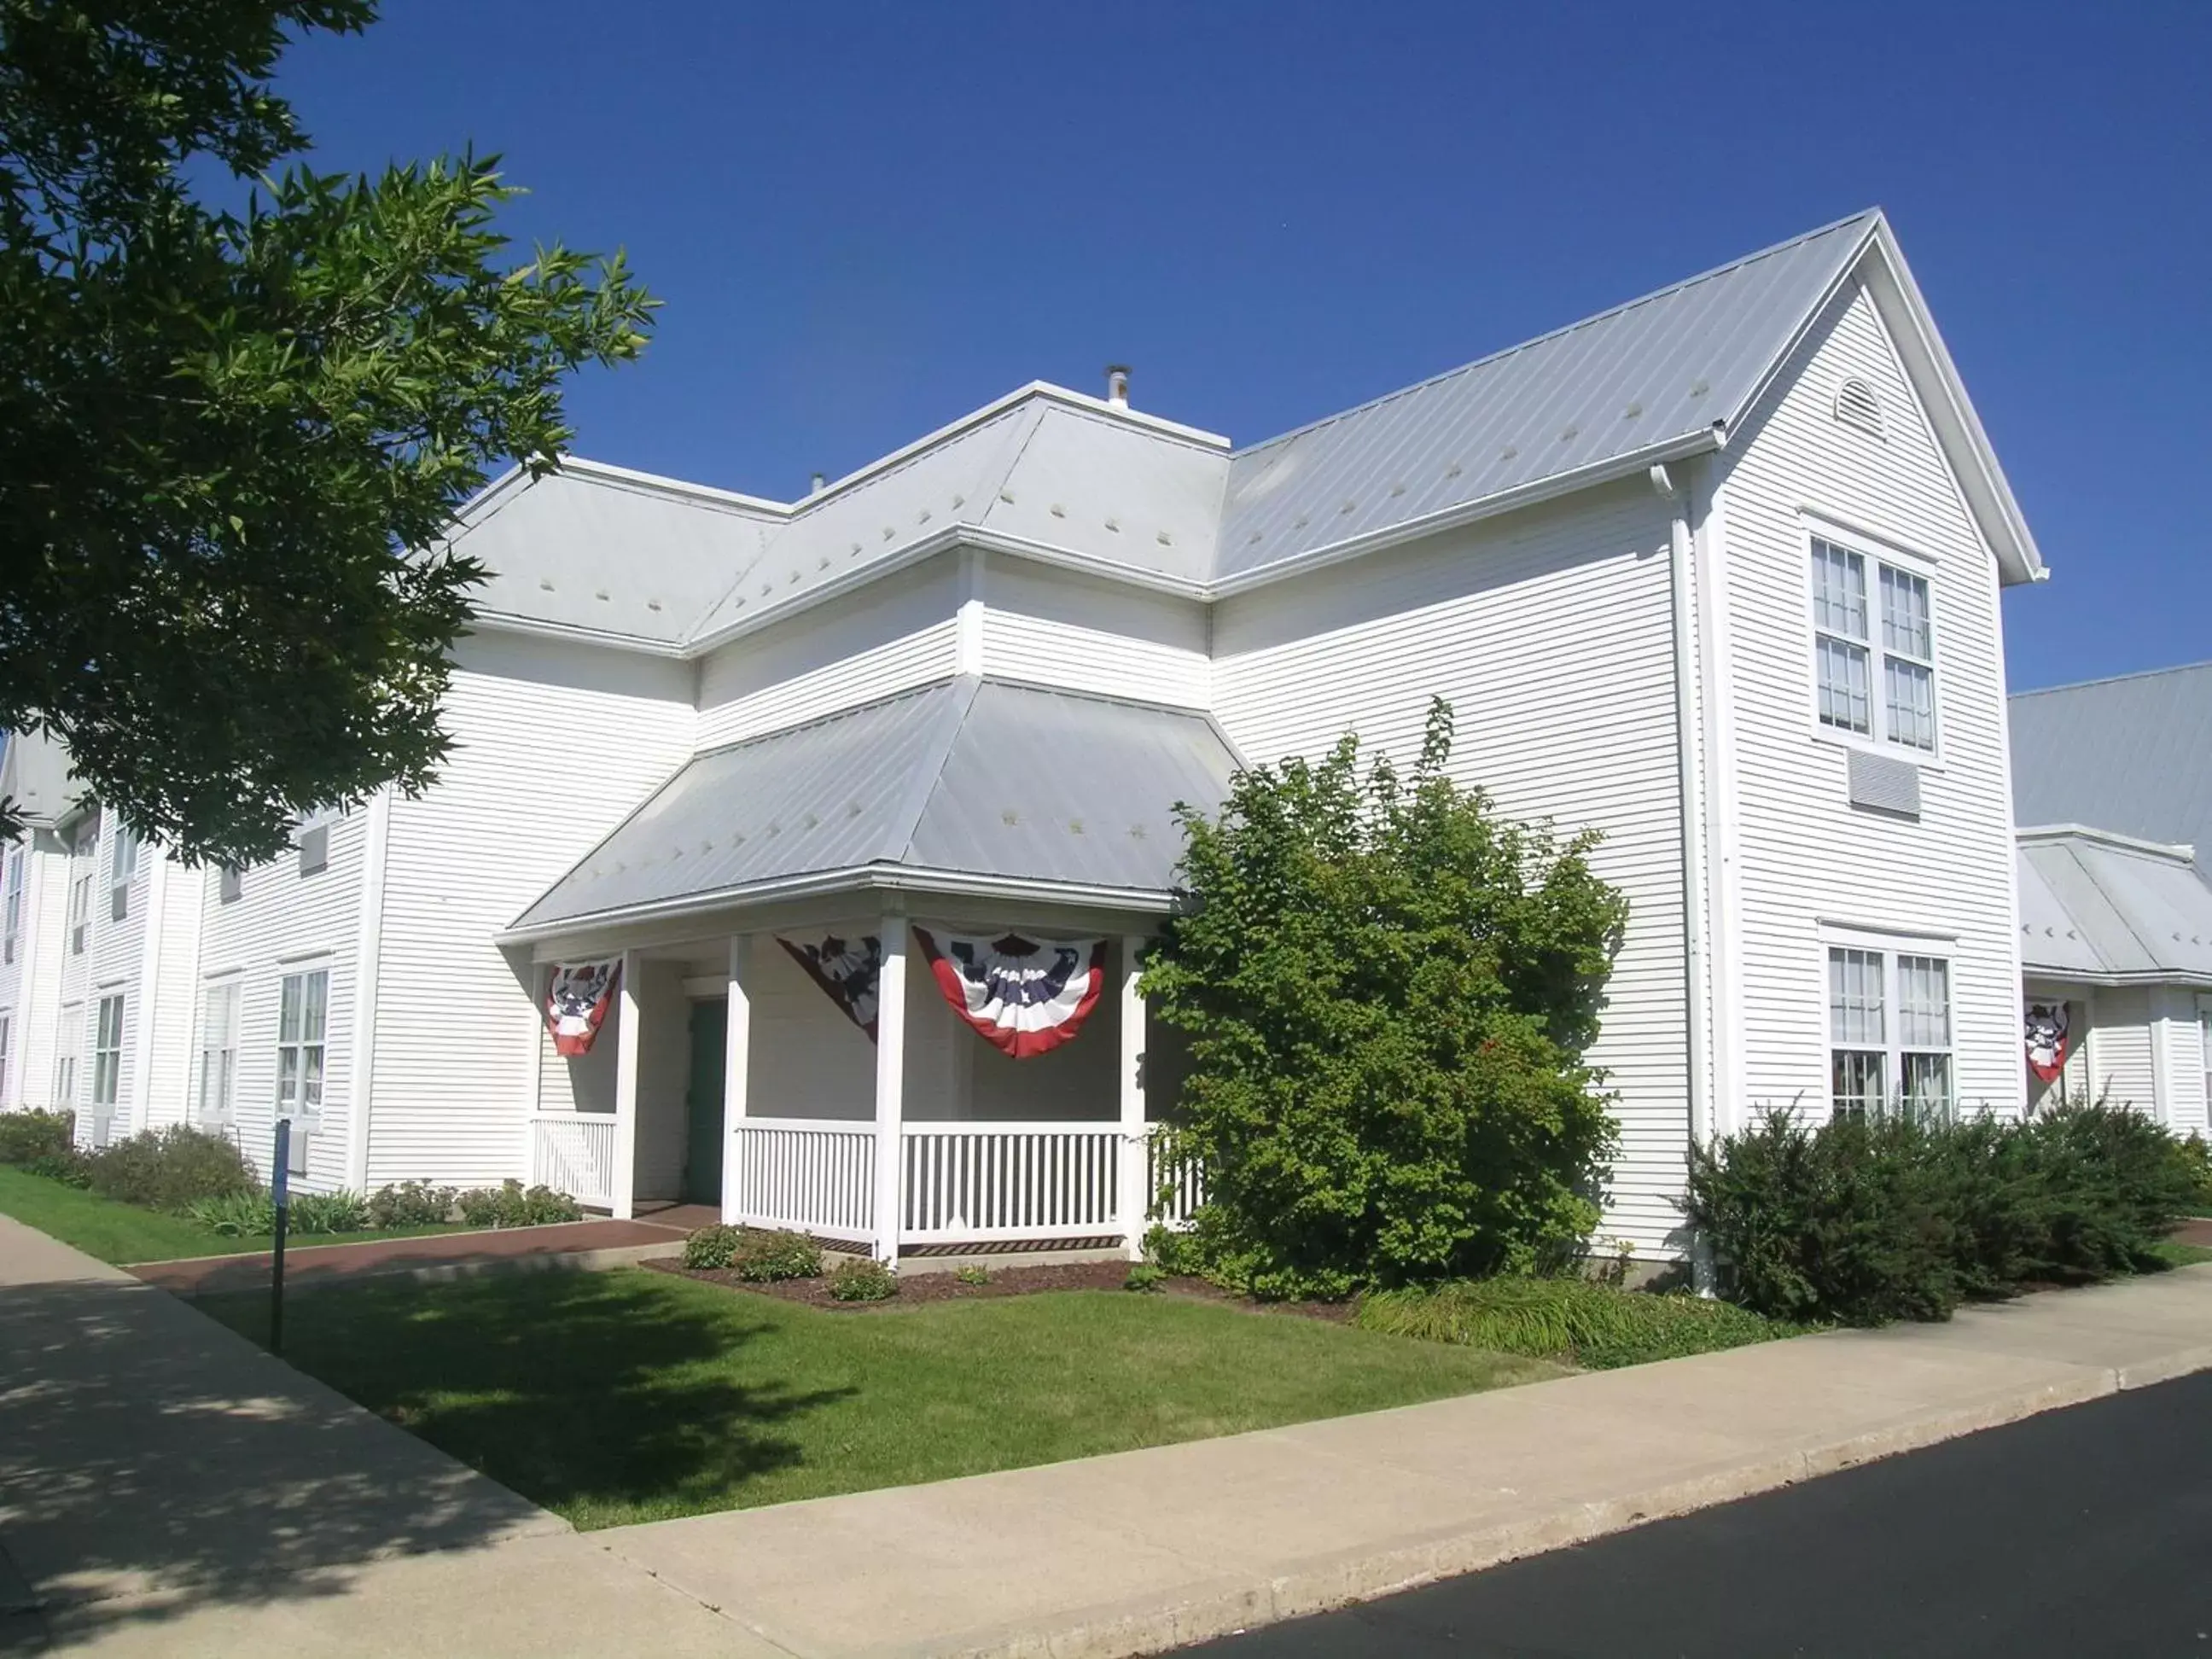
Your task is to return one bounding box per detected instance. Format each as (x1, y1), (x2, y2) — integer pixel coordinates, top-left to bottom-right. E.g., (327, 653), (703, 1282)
(0, 1166), (468, 1264)
(199, 1268), (1561, 1528)
(2147, 1239), (2212, 1269)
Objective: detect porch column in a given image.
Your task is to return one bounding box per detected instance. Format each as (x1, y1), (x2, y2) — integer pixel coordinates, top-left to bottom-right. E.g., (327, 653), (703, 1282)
(870, 911), (908, 1264)
(611, 947), (641, 1220)
(1117, 934), (1149, 1260)
(720, 934), (752, 1225)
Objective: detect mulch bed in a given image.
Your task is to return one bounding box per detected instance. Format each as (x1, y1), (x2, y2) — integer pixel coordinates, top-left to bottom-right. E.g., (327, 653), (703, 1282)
(642, 1255), (1353, 1321)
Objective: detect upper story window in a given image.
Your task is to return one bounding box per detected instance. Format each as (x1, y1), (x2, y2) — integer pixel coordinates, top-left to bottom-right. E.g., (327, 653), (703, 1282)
(1828, 944), (1953, 1119)
(67, 814), (98, 954)
(1812, 536), (1936, 754)
(3, 848), (21, 964)
(110, 824), (139, 922)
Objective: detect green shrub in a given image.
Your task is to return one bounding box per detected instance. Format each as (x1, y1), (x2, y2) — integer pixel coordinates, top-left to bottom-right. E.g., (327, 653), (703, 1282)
(1358, 1276), (1790, 1369)
(368, 1180), (457, 1229)
(1125, 1262), (1167, 1293)
(0, 1109), (78, 1165)
(288, 1190), (371, 1234)
(1685, 1103), (2204, 1326)
(455, 1179), (582, 1229)
(825, 1257), (899, 1302)
(82, 1125), (260, 1212)
(684, 1225), (742, 1270)
(187, 1190), (277, 1237)
(952, 1264), (991, 1286)
(22, 1150), (90, 1187)
(736, 1229), (822, 1283)
(1142, 700), (1627, 1300)
(1142, 1223), (1197, 1276)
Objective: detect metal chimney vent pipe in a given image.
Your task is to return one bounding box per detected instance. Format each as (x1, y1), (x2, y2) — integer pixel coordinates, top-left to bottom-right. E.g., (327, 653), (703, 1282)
(1104, 364), (1130, 409)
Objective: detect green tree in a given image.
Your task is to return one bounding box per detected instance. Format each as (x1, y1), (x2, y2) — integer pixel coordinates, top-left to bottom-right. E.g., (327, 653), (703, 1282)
(1143, 701), (1628, 1299)
(1, 2), (655, 864)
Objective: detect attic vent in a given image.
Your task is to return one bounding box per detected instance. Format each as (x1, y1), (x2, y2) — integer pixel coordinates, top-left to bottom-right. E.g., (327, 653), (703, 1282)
(1834, 377), (1886, 439)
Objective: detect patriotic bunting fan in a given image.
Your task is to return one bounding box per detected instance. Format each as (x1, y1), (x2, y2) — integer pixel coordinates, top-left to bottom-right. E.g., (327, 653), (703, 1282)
(2024, 999), (2069, 1084)
(544, 959), (621, 1057)
(777, 934), (884, 1039)
(915, 928), (1107, 1059)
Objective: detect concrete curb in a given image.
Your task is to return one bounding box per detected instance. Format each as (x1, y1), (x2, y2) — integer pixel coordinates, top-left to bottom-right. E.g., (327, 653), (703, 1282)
(874, 1365), (2157, 1659)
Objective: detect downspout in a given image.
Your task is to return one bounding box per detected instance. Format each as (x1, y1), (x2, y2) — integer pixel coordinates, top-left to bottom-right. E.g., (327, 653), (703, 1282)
(345, 789), (392, 1190)
(1656, 462), (1714, 1293)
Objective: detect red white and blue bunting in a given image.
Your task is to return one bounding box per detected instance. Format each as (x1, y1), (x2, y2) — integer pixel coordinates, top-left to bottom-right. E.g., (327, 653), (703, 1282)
(777, 934), (884, 1039)
(915, 928), (1108, 1059)
(544, 959), (621, 1057)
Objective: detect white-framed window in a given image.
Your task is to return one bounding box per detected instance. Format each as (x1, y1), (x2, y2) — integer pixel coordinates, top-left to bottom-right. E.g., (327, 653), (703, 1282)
(109, 824), (139, 922)
(0, 1012), (10, 1102)
(276, 968), (329, 1174)
(1827, 944), (1953, 1118)
(1812, 534), (1936, 754)
(3, 848), (21, 963)
(2200, 999), (2211, 1117)
(195, 981), (242, 1129)
(54, 1006), (78, 1114)
(91, 992), (124, 1146)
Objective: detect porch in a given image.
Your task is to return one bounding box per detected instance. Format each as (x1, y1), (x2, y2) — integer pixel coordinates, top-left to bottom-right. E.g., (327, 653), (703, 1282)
(522, 919), (1203, 1260)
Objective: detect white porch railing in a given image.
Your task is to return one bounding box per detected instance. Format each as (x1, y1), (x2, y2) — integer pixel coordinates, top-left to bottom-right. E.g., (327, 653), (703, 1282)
(1147, 1129), (1206, 1229)
(731, 1118), (876, 1243)
(900, 1122), (1122, 1244)
(529, 1113), (618, 1210)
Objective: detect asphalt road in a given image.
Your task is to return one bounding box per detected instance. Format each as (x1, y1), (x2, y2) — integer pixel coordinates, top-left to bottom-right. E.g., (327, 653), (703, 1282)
(1191, 1371), (2212, 1657)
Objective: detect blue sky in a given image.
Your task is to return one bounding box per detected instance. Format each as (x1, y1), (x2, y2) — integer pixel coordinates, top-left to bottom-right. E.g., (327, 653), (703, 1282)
(275, 0), (2209, 691)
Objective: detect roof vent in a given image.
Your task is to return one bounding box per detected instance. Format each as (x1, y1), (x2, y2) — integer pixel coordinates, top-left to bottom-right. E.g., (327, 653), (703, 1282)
(1104, 364), (1131, 409)
(1834, 377), (1886, 439)
(810, 471), (827, 495)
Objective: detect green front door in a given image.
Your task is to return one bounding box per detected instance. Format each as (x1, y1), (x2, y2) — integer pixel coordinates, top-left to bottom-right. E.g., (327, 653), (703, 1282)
(683, 998), (727, 1207)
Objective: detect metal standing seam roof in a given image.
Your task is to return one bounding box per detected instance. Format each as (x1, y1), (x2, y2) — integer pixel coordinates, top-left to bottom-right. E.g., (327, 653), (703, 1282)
(2011, 663), (2212, 884)
(0, 728), (80, 827)
(2017, 830), (2212, 985)
(455, 210), (2025, 649)
(509, 677), (1243, 934)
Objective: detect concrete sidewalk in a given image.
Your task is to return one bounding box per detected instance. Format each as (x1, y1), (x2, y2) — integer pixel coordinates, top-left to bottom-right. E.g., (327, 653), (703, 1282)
(6, 1208), (2209, 1659)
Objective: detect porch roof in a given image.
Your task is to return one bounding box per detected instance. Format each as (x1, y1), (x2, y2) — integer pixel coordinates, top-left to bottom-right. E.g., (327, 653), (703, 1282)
(2017, 826), (2212, 987)
(509, 677), (1240, 936)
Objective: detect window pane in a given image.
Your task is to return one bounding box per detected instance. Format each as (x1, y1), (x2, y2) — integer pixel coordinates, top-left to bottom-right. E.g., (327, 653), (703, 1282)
(277, 1048), (300, 1110)
(279, 975), (301, 1044)
(1885, 656), (1936, 750)
(1832, 1051), (1886, 1116)
(1901, 1052), (1953, 1116)
(1817, 637), (1872, 734)
(302, 1046), (324, 1112)
(1812, 542), (1868, 640)
(1898, 956), (1951, 1047)
(303, 971), (328, 1044)
(1829, 948), (1885, 1045)
(1879, 565), (1932, 659)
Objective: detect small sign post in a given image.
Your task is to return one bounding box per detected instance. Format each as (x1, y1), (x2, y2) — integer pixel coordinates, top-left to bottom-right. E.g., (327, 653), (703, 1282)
(270, 1119), (290, 1356)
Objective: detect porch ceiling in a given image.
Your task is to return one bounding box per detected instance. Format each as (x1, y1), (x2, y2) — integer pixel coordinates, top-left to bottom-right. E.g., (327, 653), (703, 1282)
(509, 676), (1240, 936)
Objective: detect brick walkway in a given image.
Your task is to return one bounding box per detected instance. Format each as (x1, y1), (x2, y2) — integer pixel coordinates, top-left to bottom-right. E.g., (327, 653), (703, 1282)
(127, 1216), (691, 1297)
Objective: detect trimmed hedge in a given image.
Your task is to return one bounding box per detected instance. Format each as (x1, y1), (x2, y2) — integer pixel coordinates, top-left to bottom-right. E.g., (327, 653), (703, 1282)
(0, 1109), (78, 1166)
(1685, 1104), (2204, 1326)
(82, 1125), (259, 1212)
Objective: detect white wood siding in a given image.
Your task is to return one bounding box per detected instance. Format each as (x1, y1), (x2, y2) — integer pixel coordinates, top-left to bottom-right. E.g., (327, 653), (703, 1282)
(695, 559), (960, 748)
(2083, 987), (2157, 1113)
(2151, 987), (2209, 1132)
(370, 633), (694, 1188)
(0, 837), (70, 1109)
(978, 556), (1212, 707)
(1717, 282), (2023, 1121)
(194, 812), (368, 1189)
(1210, 480), (1691, 1252)
(139, 849), (205, 1130)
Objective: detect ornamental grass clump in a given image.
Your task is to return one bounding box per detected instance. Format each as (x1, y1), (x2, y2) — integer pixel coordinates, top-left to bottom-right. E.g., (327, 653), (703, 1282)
(1358, 1277), (1788, 1370)
(1143, 699), (1628, 1301)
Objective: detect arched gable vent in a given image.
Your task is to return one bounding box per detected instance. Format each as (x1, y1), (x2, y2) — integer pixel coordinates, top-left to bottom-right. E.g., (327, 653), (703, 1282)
(1833, 376), (1886, 439)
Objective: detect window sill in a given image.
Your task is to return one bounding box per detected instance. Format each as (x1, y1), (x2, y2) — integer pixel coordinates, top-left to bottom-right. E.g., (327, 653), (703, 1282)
(1812, 731), (1946, 777)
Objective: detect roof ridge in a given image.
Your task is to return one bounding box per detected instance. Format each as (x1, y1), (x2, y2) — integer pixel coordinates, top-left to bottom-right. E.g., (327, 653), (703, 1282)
(1231, 209), (1882, 463)
(2011, 659), (2212, 699)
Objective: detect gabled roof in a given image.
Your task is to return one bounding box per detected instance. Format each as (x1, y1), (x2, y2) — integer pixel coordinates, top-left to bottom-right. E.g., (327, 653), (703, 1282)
(2011, 662), (2212, 885)
(0, 728), (80, 829)
(2017, 826), (2212, 987)
(505, 677), (1242, 938)
(457, 209), (2042, 655)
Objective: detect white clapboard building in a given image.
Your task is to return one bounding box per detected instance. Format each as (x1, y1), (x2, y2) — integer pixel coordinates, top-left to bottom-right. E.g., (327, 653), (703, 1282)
(0, 210), (2064, 1260)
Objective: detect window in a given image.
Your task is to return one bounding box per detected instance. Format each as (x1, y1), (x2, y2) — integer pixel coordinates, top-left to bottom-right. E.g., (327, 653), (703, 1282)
(67, 814), (98, 953)
(0, 1013), (10, 1102)
(3, 848), (20, 963)
(218, 864), (242, 905)
(276, 968), (329, 1174)
(1828, 946), (1953, 1118)
(196, 981), (241, 1129)
(2201, 1001), (2211, 1117)
(1812, 537), (1936, 753)
(54, 1006), (78, 1115)
(91, 992), (124, 1146)
(109, 824), (139, 922)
